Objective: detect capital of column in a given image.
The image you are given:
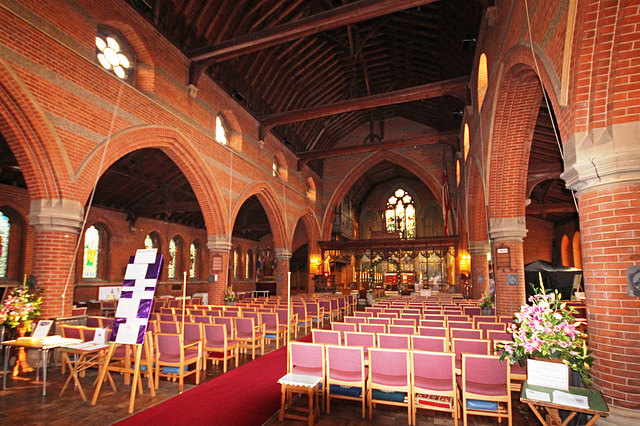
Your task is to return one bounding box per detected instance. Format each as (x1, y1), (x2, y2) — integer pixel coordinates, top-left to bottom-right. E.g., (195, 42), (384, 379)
(275, 248), (292, 261)
(28, 198), (84, 234)
(561, 123), (640, 193)
(488, 217), (527, 242)
(468, 240), (491, 256)
(207, 234), (232, 252)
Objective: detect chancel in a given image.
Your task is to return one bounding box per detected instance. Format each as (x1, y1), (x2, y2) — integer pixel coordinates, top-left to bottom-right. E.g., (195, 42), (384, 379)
(0, 0), (638, 425)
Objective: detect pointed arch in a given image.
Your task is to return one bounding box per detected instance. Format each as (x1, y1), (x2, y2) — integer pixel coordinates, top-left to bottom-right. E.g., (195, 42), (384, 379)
(74, 124), (227, 235)
(291, 206), (321, 249)
(0, 60), (71, 199)
(321, 150), (442, 240)
(231, 182), (288, 251)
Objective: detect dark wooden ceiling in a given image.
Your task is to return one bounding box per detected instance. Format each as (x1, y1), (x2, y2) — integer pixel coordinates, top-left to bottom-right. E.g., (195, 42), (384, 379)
(128, 0), (484, 174)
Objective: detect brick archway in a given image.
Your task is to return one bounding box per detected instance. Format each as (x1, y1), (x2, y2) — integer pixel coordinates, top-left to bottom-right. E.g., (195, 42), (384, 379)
(467, 162), (488, 242)
(74, 125), (227, 235)
(321, 150), (442, 240)
(292, 206), (321, 247)
(0, 61), (70, 200)
(231, 182), (288, 251)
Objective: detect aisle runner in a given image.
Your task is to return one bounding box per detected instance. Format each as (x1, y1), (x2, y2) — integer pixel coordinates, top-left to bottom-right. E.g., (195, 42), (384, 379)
(117, 333), (313, 426)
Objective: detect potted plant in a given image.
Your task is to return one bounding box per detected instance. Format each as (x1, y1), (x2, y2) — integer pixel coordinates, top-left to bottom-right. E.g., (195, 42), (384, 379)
(1, 277), (44, 375)
(479, 290), (493, 315)
(225, 285), (236, 305)
(498, 279), (593, 386)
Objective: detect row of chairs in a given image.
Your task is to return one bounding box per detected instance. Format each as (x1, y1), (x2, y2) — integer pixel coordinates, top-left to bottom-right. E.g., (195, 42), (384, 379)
(288, 341), (512, 426)
(333, 321), (509, 342)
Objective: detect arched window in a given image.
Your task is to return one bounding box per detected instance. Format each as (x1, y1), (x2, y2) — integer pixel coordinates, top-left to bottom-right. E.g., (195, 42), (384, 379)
(456, 159), (461, 187)
(572, 232), (582, 270)
(464, 123), (470, 162)
(561, 235), (571, 267)
(189, 243), (198, 278)
(144, 233), (160, 250)
(233, 247), (241, 279)
(477, 53), (488, 110)
(215, 115), (228, 145)
(145, 234), (154, 249)
(0, 212), (10, 278)
(385, 188), (416, 239)
(95, 28), (134, 80)
(246, 250), (253, 280)
(82, 225), (100, 278)
(272, 158), (280, 178)
(168, 238), (178, 279)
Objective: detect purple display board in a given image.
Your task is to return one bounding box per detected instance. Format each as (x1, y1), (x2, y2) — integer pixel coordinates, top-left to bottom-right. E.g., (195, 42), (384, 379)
(110, 249), (162, 345)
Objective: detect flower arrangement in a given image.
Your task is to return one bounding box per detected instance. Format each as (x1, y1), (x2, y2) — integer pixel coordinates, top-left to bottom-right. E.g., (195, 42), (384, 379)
(499, 278), (593, 386)
(1, 279), (44, 333)
(479, 290), (493, 308)
(225, 285), (236, 302)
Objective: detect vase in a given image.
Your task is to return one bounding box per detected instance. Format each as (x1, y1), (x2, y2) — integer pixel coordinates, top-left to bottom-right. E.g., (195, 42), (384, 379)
(481, 306), (492, 316)
(13, 323), (34, 376)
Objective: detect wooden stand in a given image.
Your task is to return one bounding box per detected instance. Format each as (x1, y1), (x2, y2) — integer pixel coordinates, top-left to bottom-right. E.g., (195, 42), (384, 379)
(278, 373), (322, 426)
(91, 337), (155, 413)
(13, 325), (33, 376)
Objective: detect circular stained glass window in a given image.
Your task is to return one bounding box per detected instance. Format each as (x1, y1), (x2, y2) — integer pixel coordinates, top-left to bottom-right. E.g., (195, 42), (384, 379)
(95, 31), (133, 80)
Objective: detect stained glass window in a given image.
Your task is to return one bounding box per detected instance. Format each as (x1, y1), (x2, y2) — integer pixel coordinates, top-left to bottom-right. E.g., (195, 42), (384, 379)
(144, 234), (154, 249)
(82, 225), (99, 278)
(245, 251), (252, 279)
(95, 31), (133, 80)
(385, 188), (416, 239)
(0, 212), (10, 278)
(189, 243), (197, 278)
(168, 238), (177, 279)
(233, 248), (240, 279)
(272, 159), (279, 178)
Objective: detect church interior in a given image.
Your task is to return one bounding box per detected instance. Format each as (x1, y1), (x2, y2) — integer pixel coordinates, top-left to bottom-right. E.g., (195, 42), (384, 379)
(0, 0), (638, 424)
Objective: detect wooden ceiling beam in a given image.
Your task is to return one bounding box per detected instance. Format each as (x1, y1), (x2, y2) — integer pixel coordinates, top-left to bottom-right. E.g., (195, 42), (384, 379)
(189, 0), (439, 85)
(259, 76), (468, 139)
(297, 130), (458, 170)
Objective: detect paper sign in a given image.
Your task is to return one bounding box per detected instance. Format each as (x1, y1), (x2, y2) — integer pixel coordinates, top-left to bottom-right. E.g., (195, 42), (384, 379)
(115, 298), (141, 318)
(134, 249), (158, 264)
(525, 388), (551, 402)
(527, 359), (569, 390)
(92, 328), (107, 344)
(32, 320), (53, 339)
(552, 390), (589, 409)
(125, 263), (148, 280)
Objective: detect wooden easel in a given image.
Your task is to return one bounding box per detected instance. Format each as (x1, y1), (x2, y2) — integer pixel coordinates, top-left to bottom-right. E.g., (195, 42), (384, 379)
(91, 335), (155, 413)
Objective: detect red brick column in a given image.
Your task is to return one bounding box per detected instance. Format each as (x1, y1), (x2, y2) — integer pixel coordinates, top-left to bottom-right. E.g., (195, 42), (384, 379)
(575, 182), (640, 410)
(561, 120), (640, 419)
(469, 240), (490, 299)
(275, 248), (292, 300)
(207, 235), (231, 305)
(28, 199), (84, 318)
(489, 217), (527, 316)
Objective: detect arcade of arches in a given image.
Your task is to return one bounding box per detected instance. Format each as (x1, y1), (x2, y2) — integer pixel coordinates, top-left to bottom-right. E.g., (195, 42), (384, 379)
(0, 0), (638, 422)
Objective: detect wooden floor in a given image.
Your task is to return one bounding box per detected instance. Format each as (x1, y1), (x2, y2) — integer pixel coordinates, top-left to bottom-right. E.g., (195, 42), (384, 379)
(0, 337), (541, 426)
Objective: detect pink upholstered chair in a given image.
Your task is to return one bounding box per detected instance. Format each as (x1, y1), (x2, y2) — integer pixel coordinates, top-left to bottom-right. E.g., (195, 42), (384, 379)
(71, 307), (87, 316)
(460, 354), (511, 426)
(276, 308), (298, 339)
(183, 322), (204, 369)
(420, 319), (446, 327)
(234, 317), (265, 359)
(354, 311), (373, 318)
(377, 312), (398, 320)
(325, 345), (366, 418)
(478, 322), (507, 338)
(388, 325), (415, 335)
(411, 335), (448, 352)
(451, 338), (491, 374)
(331, 322), (356, 344)
(158, 321), (180, 334)
(312, 329), (341, 345)
(358, 323), (386, 334)
(344, 332), (375, 364)
(214, 316), (235, 340)
(411, 351), (459, 425)
(344, 316), (366, 325)
(293, 304), (312, 335)
(203, 323), (238, 373)
(446, 315), (470, 322)
(288, 342), (326, 409)
(377, 333), (410, 350)
(192, 315), (212, 324)
(306, 302), (325, 328)
(418, 326), (449, 340)
(473, 315), (498, 326)
(448, 321), (474, 329)
(368, 317), (391, 326)
(154, 332), (200, 392)
(392, 318), (417, 327)
(262, 312), (287, 348)
(450, 328), (483, 340)
(367, 348), (411, 422)
(318, 300), (333, 324)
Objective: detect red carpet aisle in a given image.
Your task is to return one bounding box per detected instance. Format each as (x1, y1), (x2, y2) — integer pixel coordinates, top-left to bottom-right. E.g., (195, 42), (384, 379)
(116, 334), (313, 426)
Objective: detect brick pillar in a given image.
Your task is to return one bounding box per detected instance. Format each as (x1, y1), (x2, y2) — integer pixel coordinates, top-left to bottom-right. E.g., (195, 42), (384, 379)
(207, 235), (231, 305)
(488, 217), (527, 316)
(469, 240), (490, 299)
(562, 129), (640, 417)
(28, 199), (84, 318)
(275, 248), (291, 300)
